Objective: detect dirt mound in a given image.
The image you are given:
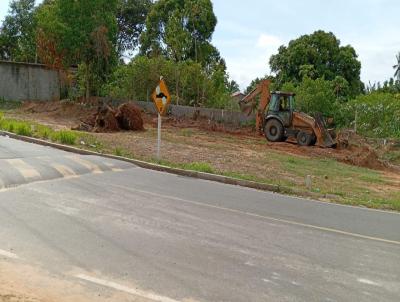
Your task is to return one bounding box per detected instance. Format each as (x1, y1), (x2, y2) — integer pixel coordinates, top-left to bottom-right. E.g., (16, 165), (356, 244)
(93, 105), (120, 132)
(115, 103), (144, 131)
(343, 146), (388, 170)
(72, 102), (144, 133)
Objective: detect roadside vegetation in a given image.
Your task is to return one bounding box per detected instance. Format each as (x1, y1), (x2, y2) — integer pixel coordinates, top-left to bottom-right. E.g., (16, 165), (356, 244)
(1, 0), (399, 140)
(0, 114), (78, 146)
(1, 111), (399, 211)
(0, 1), (399, 210)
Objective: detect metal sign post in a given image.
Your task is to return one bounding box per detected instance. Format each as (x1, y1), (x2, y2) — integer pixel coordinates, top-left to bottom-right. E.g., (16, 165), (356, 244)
(157, 113), (161, 159)
(152, 77), (171, 160)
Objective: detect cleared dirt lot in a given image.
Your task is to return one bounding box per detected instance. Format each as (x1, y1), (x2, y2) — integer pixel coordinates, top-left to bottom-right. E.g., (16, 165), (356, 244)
(3, 100), (400, 210)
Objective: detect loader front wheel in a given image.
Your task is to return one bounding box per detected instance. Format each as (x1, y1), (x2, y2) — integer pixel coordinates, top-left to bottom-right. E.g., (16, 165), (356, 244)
(297, 131), (314, 146)
(265, 119), (284, 142)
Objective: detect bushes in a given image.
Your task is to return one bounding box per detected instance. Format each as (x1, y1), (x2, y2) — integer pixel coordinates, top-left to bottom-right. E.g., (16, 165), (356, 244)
(346, 92), (400, 138)
(0, 115), (79, 143)
(51, 130), (77, 145)
(103, 55), (233, 109)
(0, 117), (33, 136)
(16, 123), (33, 136)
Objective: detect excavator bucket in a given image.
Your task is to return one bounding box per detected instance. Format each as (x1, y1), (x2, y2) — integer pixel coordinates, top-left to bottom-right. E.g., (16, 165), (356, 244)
(314, 113), (336, 148)
(239, 99), (256, 116)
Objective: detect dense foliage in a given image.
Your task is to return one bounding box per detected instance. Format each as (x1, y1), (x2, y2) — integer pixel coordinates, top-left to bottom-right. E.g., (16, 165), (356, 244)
(117, 0), (152, 56)
(104, 56), (232, 109)
(36, 0), (119, 97)
(0, 0), (37, 62)
(270, 30), (363, 97)
(0, 1), (398, 138)
(346, 93), (400, 138)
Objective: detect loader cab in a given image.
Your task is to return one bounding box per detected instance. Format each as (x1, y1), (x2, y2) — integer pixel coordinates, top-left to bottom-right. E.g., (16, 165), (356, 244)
(267, 92), (296, 127)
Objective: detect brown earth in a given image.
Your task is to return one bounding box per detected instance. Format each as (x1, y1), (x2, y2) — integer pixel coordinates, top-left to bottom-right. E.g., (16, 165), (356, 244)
(115, 103), (144, 131)
(10, 100), (398, 172)
(4, 100), (400, 208)
(0, 261), (152, 302)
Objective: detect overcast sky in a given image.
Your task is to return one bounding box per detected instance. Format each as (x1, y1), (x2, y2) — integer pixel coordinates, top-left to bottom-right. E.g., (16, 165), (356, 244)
(1, 0), (399, 90)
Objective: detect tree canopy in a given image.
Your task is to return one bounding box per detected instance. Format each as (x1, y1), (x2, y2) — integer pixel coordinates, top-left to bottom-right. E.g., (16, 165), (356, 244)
(117, 0), (152, 57)
(394, 52), (400, 81)
(140, 0), (218, 66)
(36, 0), (119, 96)
(0, 0), (37, 62)
(270, 30), (362, 97)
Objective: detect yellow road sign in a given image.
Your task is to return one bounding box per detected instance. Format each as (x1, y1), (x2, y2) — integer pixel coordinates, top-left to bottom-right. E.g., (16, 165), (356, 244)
(152, 79), (171, 115)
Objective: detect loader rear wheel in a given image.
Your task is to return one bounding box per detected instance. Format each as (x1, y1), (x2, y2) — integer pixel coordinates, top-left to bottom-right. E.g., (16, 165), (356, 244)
(265, 119), (284, 142)
(297, 131), (315, 146)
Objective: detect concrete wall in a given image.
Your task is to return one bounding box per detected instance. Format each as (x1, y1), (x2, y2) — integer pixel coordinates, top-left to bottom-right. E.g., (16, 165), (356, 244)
(0, 61), (60, 101)
(107, 99), (255, 127)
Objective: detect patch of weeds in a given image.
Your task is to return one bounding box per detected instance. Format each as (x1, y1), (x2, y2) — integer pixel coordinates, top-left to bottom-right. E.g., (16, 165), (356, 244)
(0, 118), (32, 136)
(181, 128), (194, 137)
(182, 162), (215, 173)
(114, 147), (124, 156)
(51, 130), (77, 145)
(153, 159), (215, 174)
(16, 122), (33, 136)
(223, 171), (262, 182)
(34, 124), (53, 139)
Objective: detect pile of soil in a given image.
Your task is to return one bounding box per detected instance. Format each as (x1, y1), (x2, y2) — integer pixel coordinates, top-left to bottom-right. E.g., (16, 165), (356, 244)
(74, 102), (144, 133)
(93, 105), (120, 132)
(115, 103), (144, 131)
(336, 130), (389, 170)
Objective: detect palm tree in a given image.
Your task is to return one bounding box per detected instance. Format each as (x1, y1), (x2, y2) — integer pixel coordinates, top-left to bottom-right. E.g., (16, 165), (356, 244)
(394, 52), (400, 80)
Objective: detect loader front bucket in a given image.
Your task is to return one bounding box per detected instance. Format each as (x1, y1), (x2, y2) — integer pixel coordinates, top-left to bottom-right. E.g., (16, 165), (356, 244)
(314, 113), (336, 148)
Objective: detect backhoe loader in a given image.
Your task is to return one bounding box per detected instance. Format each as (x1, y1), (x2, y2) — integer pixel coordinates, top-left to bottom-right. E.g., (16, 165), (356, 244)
(239, 80), (336, 148)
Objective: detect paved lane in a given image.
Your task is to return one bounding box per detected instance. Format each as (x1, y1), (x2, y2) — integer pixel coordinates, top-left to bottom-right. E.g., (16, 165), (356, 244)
(0, 136), (399, 302)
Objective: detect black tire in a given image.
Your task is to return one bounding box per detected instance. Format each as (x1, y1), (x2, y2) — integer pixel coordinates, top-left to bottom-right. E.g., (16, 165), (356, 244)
(264, 119), (284, 142)
(297, 131), (314, 146)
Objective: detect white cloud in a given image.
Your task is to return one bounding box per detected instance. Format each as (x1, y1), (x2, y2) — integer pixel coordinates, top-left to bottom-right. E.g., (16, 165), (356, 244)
(223, 34), (285, 90)
(256, 34), (282, 49)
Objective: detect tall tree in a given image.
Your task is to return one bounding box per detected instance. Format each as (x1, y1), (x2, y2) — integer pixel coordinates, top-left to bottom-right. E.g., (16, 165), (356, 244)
(270, 30), (362, 97)
(117, 0), (152, 57)
(36, 0), (118, 97)
(140, 0), (217, 66)
(394, 52), (400, 81)
(0, 0), (37, 62)
(227, 80), (240, 94)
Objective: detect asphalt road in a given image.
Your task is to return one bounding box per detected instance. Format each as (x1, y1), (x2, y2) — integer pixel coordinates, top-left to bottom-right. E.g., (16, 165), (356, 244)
(0, 135), (399, 302)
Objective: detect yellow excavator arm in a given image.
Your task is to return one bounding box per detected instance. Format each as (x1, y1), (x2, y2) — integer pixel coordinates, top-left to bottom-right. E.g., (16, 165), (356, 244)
(239, 80), (271, 134)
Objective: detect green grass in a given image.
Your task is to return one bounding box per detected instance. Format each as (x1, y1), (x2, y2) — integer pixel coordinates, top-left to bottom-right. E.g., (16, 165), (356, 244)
(1, 112), (399, 211)
(180, 128), (194, 137)
(114, 147), (124, 156)
(183, 162), (215, 173)
(51, 130), (77, 145)
(113, 147), (133, 157)
(34, 124), (53, 139)
(155, 159), (215, 174)
(0, 114), (77, 145)
(0, 117), (33, 137)
(16, 122), (33, 136)
(222, 171), (295, 188)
